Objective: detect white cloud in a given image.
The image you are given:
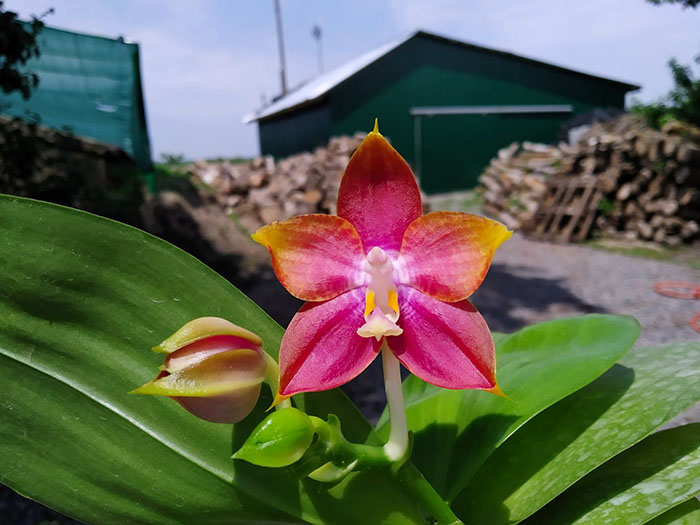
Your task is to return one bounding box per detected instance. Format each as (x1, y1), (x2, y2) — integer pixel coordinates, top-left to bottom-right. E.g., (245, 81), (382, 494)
(389, 0), (700, 101)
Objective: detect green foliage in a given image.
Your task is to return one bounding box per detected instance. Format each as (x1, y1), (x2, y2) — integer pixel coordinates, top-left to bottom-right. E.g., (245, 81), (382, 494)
(378, 314), (641, 500)
(647, 498), (700, 525)
(0, 194), (698, 524)
(646, 0), (699, 7)
(631, 55), (700, 128)
(453, 341), (700, 523)
(159, 152), (186, 165)
(524, 424), (700, 524)
(597, 197), (615, 215)
(0, 194), (432, 525)
(0, 1), (45, 100)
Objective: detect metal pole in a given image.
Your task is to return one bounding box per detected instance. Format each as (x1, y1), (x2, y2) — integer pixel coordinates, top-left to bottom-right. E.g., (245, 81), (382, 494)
(312, 25), (323, 73)
(274, 0), (288, 95)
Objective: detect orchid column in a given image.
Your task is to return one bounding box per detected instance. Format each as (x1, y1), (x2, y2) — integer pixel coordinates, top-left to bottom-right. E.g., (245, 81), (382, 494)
(253, 121), (511, 456)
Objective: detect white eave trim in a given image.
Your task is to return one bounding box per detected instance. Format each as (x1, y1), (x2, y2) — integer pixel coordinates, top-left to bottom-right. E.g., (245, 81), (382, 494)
(410, 104), (574, 116)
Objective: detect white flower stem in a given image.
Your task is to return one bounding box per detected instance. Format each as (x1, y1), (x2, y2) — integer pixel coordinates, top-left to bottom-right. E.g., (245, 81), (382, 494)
(381, 340), (408, 461)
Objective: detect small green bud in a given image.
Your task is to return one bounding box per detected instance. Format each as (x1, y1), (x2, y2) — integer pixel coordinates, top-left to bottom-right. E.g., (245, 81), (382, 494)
(233, 407), (314, 467)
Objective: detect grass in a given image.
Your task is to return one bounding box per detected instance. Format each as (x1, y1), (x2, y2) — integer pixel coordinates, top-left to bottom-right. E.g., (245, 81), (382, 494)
(427, 190), (484, 213)
(586, 239), (700, 269)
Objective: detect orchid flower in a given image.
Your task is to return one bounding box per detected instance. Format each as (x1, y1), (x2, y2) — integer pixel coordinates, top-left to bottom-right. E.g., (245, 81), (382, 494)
(253, 122), (510, 456)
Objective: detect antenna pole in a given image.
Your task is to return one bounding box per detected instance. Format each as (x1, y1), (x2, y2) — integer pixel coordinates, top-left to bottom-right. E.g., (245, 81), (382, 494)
(312, 25), (323, 73)
(274, 0), (288, 96)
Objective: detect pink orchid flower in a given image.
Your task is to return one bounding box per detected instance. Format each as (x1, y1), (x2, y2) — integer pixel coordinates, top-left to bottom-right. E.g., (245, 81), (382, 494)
(253, 124), (511, 401)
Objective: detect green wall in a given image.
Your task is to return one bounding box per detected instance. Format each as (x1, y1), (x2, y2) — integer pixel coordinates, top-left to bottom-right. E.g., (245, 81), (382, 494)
(260, 33), (632, 192)
(418, 112), (567, 192)
(1, 25), (152, 171)
(259, 101), (331, 159)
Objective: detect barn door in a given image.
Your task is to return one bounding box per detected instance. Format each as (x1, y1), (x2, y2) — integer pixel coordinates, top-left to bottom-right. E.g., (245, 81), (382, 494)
(414, 112), (567, 194)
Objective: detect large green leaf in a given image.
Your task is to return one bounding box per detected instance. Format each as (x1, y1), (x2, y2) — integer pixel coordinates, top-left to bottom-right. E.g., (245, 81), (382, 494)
(0, 195), (429, 524)
(452, 341), (700, 523)
(522, 424), (700, 524)
(377, 315), (640, 500)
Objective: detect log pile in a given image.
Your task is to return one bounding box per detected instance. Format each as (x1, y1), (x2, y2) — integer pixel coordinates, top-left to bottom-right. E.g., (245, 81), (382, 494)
(479, 115), (700, 245)
(479, 141), (569, 231)
(190, 133), (365, 233)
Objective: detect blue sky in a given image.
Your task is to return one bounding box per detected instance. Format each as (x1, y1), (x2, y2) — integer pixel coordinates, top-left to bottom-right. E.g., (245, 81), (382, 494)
(7, 0), (700, 160)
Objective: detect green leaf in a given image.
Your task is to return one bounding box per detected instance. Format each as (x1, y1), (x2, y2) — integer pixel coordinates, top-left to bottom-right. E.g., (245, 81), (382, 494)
(522, 424), (700, 524)
(645, 498), (700, 525)
(452, 341), (700, 524)
(234, 408), (315, 467)
(377, 315), (640, 500)
(0, 195), (429, 524)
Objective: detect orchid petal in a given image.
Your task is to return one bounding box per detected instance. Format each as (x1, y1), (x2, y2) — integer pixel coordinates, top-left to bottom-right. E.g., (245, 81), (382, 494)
(337, 126), (422, 253)
(153, 316), (262, 354)
(163, 334), (260, 373)
(131, 348), (266, 397)
(252, 214), (365, 301)
(398, 212), (511, 302)
(279, 288), (382, 396)
(387, 286), (496, 390)
(172, 386), (262, 424)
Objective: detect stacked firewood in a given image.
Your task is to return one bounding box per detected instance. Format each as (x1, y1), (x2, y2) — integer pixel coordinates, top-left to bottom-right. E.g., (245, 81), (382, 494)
(479, 115), (700, 245)
(190, 134), (365, 233)
(479, 141), (571, 231)
(589, 117), (700, 245)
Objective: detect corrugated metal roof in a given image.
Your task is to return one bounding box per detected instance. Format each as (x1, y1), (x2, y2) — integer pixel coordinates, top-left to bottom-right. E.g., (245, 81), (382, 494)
(244, 29), (640, 123)
(243, 31), (415, 123)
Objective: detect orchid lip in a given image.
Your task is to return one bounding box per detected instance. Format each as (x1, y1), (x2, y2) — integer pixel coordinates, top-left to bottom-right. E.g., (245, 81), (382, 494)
(358, 246), (402, 340)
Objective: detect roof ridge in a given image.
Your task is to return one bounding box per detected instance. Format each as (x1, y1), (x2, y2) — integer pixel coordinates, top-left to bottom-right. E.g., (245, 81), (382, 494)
(244, 29), (639, 123)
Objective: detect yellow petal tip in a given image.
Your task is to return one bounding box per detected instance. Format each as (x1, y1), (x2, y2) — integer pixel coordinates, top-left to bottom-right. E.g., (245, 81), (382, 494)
(269, 392), (291, 410)
(486, 384), (511, 400)
(250, 231), (265, 246)
(129, 383), (155, 396)
(372, 118), (379, 134)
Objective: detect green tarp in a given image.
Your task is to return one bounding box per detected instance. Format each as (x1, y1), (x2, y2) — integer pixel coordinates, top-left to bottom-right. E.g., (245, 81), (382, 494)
(1, 24), (152, 171)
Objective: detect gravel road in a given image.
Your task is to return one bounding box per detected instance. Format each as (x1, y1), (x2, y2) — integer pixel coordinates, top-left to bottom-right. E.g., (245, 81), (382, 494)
(472, 233), (700, 346)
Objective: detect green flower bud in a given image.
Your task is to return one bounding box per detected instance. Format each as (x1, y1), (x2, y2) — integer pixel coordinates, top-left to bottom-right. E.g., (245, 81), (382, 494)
(233, 407), (314, 467)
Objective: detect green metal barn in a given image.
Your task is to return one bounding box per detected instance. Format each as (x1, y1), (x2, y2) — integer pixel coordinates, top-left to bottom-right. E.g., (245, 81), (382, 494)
(1, 24), (152, 171)
(245, 30), (638, 193)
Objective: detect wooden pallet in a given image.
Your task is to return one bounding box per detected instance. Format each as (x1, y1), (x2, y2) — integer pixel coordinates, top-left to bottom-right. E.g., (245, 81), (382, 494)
(526, 175), (603, 242)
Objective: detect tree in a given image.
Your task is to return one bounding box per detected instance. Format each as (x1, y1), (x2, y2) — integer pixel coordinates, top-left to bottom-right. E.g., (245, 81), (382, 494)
(631, 56), (700, 128)
(646, 0), (700, 7)
(667, 57), (700, 125)
(0, 1), (46, 100)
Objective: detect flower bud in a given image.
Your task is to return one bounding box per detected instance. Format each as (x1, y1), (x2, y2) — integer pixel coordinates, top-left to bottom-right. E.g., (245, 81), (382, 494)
(131, 317), (274, 423)
(232, 407), (315, 467)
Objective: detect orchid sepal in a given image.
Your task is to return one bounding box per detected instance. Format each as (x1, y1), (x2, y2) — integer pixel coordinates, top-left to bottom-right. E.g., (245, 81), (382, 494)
(337, 122), (422, 253)
(308, 459), (359, 483)
(152, 316), (262, 354)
